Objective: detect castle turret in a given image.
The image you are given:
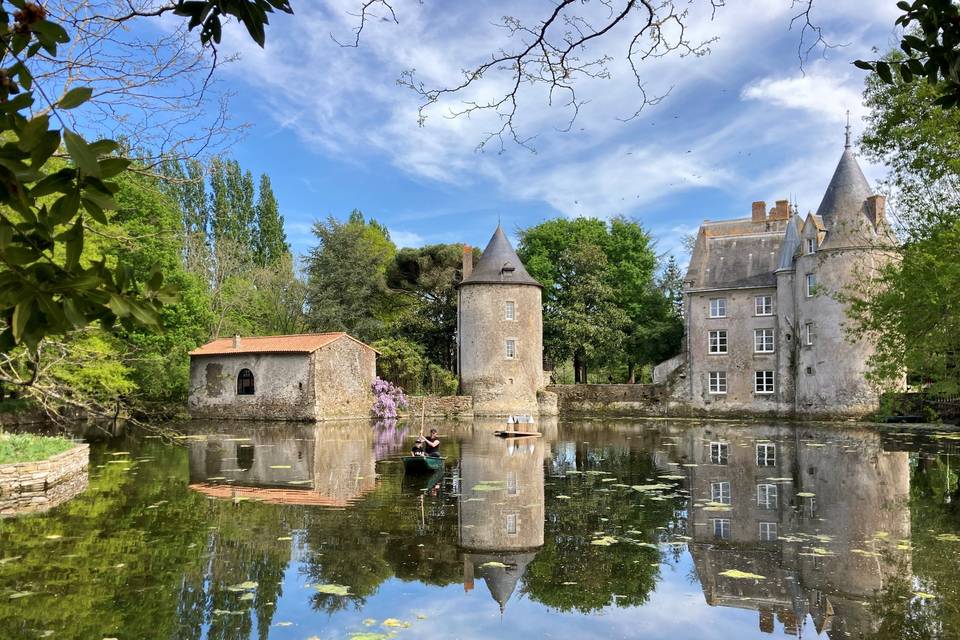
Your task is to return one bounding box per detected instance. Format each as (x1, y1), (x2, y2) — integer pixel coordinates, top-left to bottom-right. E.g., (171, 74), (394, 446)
(458, 225), (544, 415)
(791, 126), (901, 414)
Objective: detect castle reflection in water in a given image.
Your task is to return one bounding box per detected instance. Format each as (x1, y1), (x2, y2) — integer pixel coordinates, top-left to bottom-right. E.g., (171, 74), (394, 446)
(185, 418), (912, 638)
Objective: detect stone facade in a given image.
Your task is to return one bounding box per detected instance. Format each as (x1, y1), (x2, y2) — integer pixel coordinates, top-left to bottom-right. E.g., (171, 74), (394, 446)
(0, 443), (89, 517)
(458, 226), (548, 416)
(402, 395), (474, 419)
(188, 333), (376, 421)
(676, 136), (902, 418)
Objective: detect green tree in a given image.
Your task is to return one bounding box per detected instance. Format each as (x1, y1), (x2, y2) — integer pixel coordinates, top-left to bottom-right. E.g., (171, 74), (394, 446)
(254, 174), (288, 267)
(305, 211), (397, 341)
(848, 51), (960, 394)
(387, 244), (467, 371)
(518, 217), (670, 383)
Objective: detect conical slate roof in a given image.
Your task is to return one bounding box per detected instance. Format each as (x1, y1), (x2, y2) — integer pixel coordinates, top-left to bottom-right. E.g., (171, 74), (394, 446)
(815, 148), (872, 229)
(775, 213), (803, 271)
(460, 225), (541, 287)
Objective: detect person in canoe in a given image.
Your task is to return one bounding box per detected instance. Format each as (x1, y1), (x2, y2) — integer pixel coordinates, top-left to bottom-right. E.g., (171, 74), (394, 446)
(424, 429), (441, 457)
(411, 436), (426, 457)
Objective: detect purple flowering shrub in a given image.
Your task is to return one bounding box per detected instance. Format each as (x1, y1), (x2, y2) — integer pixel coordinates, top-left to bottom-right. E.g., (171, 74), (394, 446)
(371, 376), (409, 420)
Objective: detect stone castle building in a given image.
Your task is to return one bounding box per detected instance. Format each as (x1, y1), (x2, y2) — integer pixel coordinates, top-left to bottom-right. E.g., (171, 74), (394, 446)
(458, 225), (550, 416)
(680, 130), (900, 416)
(188, 333), (377, 421)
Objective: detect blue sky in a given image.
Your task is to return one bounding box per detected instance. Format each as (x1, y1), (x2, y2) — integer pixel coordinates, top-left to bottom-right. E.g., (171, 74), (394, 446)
(202, 1), (901, 264)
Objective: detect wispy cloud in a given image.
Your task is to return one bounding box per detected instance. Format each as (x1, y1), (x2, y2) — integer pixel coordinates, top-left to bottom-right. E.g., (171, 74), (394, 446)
(221, 0), (902, 264)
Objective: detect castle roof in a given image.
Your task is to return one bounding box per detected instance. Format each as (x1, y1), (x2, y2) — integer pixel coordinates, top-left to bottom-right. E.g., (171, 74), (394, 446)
(685, 217), (789, 290)
(189, 332), (378, 356)
(460, 225), (541, 287)
(815, 147), (872, 229)
(776, 214), (804, 272)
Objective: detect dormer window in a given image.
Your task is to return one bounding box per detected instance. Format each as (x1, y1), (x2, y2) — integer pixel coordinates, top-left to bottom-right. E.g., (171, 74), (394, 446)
(806, 238), (817, 254)
(501, 262), (516, 275)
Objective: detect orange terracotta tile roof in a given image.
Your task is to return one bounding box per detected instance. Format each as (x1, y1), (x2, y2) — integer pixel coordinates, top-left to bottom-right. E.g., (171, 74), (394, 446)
(189, 332), (377, 356)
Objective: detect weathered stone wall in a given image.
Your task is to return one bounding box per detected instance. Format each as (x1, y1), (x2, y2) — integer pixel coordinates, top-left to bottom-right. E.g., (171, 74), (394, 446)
(312, 338), (376, 420)
(402, 395), (474, 419)
(792, 247), (896, 416)
(686, 287), (786, 414)
(549, 384), (675, 416)
(189, 352), (315, 420)
(0, 443), (89, 517)
(459, 283), (544, 415)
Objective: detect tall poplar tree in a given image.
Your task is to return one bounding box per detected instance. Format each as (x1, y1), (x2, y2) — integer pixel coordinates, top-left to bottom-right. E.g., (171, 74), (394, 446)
(254, 174), (289, 267)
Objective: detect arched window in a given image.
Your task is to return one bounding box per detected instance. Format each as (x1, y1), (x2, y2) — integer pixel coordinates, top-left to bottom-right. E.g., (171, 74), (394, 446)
(237, 369), (255, 395)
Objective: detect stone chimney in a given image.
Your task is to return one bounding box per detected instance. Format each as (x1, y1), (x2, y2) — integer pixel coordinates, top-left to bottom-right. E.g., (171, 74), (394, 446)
(462, 245), (473, 279)
(865, 195), (886, 227)
(770, 199), (790, 221)
(233, 334), (241, 349)
(751, 201), (766, 223)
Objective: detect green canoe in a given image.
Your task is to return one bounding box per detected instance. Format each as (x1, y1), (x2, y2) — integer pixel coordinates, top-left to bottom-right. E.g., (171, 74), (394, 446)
(403, 455), (444, 474)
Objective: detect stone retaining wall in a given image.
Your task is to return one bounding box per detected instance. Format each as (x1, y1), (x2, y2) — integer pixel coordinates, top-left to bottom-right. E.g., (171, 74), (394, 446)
(548, 384), (676, 416)
(0, 443), (89, 518)
(402, 396), (474, 419)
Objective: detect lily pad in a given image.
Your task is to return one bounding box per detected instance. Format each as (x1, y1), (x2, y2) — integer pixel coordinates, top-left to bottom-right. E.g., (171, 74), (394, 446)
(315, 583), (351, 596)
(227, 581), (258, 592)
(383, 619), (411, 628)
(480, 561), (509, 569)
(719, 569), (765, 580)
(591, 535), (618, 546)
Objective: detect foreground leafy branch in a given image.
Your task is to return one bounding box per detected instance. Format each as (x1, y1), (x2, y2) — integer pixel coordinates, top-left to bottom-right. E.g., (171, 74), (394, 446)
(0, 0), (290, 367)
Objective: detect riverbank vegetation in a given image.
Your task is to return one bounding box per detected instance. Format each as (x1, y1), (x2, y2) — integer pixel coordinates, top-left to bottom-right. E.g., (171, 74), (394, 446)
(0, 432), (73, 464)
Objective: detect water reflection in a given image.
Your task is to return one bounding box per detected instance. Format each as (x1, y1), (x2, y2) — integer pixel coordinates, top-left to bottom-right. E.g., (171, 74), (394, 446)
(1, 418), (960, 639)
(187, 421), (378, 506)
(459, 429), (545, 613)
(670, 425), (911, 638)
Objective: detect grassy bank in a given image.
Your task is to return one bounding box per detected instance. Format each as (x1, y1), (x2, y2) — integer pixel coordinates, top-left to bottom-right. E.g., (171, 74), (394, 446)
(0, 432), (75, 465)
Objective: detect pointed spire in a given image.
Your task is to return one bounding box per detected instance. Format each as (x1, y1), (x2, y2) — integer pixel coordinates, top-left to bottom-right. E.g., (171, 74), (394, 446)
(815, 121), (872, 228)
(460, 224), (541, 287)
(844, 109), (852, 149)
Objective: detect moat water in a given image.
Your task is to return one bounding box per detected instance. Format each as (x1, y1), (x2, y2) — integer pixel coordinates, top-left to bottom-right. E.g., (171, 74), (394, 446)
(2, 418), (960, 639)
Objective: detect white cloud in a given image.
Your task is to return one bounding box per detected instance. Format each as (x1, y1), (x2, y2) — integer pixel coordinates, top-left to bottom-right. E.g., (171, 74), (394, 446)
(740, 60), (867, 122)
(222, 0), (900, 237)
(388, 229), (424, 248)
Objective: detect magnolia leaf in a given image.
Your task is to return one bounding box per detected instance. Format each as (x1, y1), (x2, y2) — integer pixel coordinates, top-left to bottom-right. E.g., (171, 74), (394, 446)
(63, 130), (100, 178)
(58, 87), (93, 110)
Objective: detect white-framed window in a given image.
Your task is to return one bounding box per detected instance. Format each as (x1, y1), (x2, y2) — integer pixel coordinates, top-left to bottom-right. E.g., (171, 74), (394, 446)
(505, 513), (518, 535)
(709, 298), (726, 318)
(711, 481), (731, 504)
(709, 330), (728, 354)
(759, 521), (778, 541)
(755, 295), (773, 316)
(754, 328), (775, 353)
(710, 441), (729, 465)
(754, 370), (775, 394)
(712, 518), (731, 540)
(806, 238), (817, 254)
(708, 371), (727, 395)
(505, 339), (517, 359)
(757, 483), (778, 509)
(805, 273), (817, 297)
(506, 471), (518, 496)
(804, 322), (815, 346)
(756, 443), (776, 467)
(505, 300), (516, 321)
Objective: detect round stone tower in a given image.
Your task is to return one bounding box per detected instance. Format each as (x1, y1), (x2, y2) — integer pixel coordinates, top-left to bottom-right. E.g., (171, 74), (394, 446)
(458, 225), (544, 415)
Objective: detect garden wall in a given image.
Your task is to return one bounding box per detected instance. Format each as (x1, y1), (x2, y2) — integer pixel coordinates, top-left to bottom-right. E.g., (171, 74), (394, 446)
(0, 443), (89, 517)
(402, 396), (474, 420)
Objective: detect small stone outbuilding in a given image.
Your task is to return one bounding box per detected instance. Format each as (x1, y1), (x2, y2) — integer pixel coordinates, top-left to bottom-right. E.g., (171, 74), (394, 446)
(188, 333), (377, 421)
